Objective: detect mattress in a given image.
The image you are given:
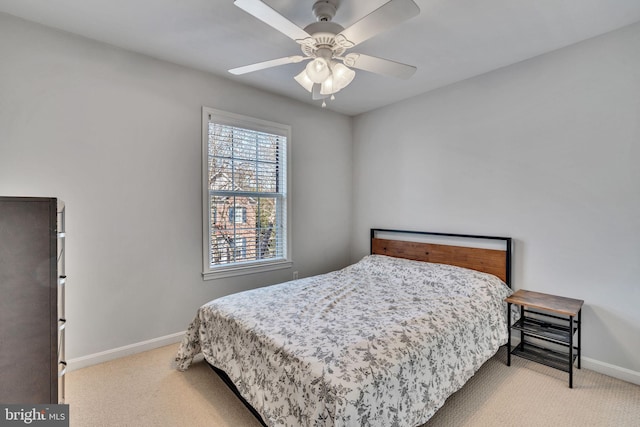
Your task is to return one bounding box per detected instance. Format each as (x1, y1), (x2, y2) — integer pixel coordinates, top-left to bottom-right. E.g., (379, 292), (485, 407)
(176, 254), (513, 426)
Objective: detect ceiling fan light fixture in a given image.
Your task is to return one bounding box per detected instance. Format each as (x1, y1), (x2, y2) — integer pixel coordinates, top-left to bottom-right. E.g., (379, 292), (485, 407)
(320, 75), (336, 95)
(331, 62), (355, 90)
(320, 62), (355, 95)
(294, 69), (314, 92)
(305, 57), (331, 83)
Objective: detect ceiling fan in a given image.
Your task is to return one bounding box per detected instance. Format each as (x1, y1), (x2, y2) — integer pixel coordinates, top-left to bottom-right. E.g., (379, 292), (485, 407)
(229, 0), (420, 106)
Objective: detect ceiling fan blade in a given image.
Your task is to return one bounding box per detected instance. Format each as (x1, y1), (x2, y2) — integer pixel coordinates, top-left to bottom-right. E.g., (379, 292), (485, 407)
(343, 53), (416, 79)
(234, 0), (311, 43)
(335, 0), (420, 48)
(229, 56), (308, 75)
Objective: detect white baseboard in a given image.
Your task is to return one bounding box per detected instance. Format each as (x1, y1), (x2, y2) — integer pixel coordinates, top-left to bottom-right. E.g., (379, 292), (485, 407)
(509, 337), (640, 386)
(66, 331), (185, 372)
(582, 357), (640, 386)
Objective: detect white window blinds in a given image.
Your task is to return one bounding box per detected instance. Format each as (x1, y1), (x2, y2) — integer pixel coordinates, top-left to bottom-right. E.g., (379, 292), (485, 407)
(202, 108), (291, 279)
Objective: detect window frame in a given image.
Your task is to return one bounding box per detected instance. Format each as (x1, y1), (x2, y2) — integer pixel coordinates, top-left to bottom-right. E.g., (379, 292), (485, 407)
(202, 107), (292, 280)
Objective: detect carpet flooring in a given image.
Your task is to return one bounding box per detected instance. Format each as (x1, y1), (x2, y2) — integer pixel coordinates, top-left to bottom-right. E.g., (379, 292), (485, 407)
(66, 344), (640, 426)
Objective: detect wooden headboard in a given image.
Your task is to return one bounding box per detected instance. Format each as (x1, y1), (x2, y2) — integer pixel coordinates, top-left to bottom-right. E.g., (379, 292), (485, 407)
(370, 229), (513, 287)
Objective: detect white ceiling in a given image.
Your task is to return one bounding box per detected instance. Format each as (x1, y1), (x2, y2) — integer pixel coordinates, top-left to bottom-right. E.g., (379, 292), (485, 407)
(1, 0), (640, 116)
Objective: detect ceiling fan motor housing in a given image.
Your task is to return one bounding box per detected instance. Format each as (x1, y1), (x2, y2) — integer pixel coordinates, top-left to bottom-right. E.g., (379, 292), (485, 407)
(301, 20), (346, 57)
(312, 0), (338, 22)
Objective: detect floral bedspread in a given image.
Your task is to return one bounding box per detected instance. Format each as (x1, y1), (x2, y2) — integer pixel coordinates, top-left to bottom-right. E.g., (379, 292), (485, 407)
(176, 255), (513, 426)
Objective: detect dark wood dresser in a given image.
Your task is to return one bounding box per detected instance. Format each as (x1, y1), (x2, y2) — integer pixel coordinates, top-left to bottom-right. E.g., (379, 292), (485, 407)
(0, 197), (66, 403)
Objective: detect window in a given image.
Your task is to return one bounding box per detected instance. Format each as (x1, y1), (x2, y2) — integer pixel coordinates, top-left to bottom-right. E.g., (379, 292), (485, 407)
(228, 206), (246, 224)
(202, 108), (291, 279)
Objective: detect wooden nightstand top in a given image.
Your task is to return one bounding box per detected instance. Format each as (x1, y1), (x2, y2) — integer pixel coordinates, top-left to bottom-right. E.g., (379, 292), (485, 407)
(505, 289), (584, 317)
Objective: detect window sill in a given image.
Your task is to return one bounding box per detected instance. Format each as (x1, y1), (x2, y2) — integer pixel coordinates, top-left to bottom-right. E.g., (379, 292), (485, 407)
(202, 259), (293, 281)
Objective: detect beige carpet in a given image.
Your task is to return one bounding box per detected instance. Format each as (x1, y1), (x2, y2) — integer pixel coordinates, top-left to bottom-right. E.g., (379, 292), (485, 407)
(66, 343), (640, 426)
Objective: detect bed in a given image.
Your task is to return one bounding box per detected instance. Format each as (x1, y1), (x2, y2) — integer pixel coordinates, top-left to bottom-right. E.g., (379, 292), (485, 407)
(176, 229), (514, 426)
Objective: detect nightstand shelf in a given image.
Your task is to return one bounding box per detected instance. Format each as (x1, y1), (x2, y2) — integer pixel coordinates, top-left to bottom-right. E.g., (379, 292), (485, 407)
(511, 341), (577, 373)
(511, 316), (576, 346)
(505, 289), (583, 388)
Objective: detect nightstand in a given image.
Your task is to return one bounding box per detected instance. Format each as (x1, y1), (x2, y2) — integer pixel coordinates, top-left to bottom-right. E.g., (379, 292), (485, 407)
(505, 289), (584, 388)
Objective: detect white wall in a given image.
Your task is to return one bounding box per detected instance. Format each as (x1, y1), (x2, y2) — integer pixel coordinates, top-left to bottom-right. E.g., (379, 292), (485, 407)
(352, 23), (640, 375)
(0, 13), (352, 361)
(2, 9), (638, 381)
